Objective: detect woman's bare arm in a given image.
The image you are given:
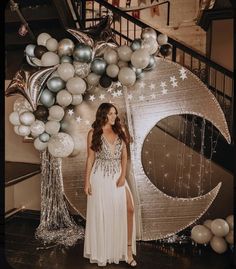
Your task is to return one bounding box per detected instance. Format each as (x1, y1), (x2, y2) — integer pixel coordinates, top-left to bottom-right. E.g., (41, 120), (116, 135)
(116, 141), (128, 187)
(84, 129), (95, 195)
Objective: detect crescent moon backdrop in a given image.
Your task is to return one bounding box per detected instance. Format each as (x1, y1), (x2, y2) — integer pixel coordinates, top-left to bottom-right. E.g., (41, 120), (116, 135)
(61, 57), (230, 240)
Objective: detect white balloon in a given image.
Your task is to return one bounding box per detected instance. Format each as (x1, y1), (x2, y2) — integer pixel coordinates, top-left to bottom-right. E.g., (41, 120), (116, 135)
(13, 97), (32, 112)
(142, 37), (159, 55)
(87, 73), (100, 86)
(34, 137), (48, 151)
(203, 219), (212, 230)
(45, 120), (60, 135)
(106, 64), (119, 78)
(104, 48), (118, 64)
(210, 236), (228, 254)
(46, 38), (58, 52)
(225, 230), (234, 245)
(18, 125), (31, 136)
(118, 67), (136, 86)
(57, 63), (75, 81)
(131, 49), (150, 69)
(56, 90), (73, 107)
(48, 132), (74, 157)
(19, 112), (35, 126)
(41, 52), (60, 66)
(117, 45), (133, 62)
(191, 225), (212, 244)
(71, 94), (83, 105)
(117, 61), (128, 68)
(49, 105), (65, 121)
(66, 77), (87, 94)
(13, 126), (21, 135)
(211, 219), (230, 237)
(157, 34), (168, 45)
(30, 120), (45, 136)
(226, 215), (234, 230)
(9, 111), (20, 125)
(37, 32), (51, 46)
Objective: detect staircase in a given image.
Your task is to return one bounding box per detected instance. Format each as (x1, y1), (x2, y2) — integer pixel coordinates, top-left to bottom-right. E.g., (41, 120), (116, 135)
(4, 0), (234, 172)
(73, 0), (234, 172)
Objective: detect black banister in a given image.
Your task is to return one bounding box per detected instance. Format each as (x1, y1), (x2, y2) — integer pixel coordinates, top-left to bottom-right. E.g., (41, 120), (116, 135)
(93, 0), (233, 78)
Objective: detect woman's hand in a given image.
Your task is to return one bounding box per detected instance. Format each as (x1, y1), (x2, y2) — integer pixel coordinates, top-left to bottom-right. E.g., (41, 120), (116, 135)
(116, 176), (125, 187)
(84, 182), (92, 195)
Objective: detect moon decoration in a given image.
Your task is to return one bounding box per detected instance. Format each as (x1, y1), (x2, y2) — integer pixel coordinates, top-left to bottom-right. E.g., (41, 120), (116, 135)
(5, 65), (57, 110)
(61, 57), (230, 240)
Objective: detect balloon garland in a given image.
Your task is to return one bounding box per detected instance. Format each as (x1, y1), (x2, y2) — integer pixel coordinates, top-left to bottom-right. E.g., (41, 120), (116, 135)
(6, 24), (171, 158)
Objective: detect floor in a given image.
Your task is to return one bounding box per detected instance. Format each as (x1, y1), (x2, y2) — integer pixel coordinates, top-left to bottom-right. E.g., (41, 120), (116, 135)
(2, 210), (234, 269)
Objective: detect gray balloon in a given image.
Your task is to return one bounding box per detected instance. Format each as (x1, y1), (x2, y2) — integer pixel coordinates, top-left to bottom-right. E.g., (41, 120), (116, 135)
(91, 58), (107, 75)
(39, 132), (50, 142)
(145, 55), (156, 71)
(130, 39), (142, 51)
(47, 77), (65, 93)
(58, 38), (75, 57)
(73, 43), (92, 63)
(25, 44), (36, 57)
(87, 72), (100, 86)
(39, 88), (55, 108)
(141, 27), (157, 40)
(106, 64), (119, 78)
(71, 94), (83, 105)
(60, 55), (73, 64)
(19, 111), (35, 126)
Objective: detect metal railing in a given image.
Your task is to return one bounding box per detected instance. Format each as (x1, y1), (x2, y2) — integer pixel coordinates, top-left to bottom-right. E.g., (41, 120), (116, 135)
(70, 0), (234, 140)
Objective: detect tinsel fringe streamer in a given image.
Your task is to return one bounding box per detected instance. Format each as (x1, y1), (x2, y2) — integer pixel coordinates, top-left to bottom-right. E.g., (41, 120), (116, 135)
(35, 149), (84, 247)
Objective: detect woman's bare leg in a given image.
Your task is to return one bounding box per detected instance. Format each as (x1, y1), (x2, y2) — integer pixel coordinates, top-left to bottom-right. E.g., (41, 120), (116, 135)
(125, 186), (136, 265)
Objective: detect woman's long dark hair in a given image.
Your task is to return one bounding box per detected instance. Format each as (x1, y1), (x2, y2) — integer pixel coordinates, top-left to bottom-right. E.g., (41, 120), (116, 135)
(91, 103), (128, 152)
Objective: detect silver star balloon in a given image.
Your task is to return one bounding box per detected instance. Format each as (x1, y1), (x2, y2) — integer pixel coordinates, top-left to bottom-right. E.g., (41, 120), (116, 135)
(5, 65), (57, 111)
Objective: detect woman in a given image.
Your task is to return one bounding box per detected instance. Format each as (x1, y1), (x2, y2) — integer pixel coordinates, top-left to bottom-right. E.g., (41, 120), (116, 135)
(83, 103), (137, 267)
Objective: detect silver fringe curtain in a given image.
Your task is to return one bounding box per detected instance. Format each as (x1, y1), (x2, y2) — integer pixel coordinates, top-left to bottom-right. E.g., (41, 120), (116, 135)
(35, 149), (84, 247)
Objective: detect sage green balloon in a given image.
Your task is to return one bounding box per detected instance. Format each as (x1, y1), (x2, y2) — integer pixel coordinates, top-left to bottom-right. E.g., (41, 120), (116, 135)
(47, 77), (65, 93)
(39, 132), (50, 142)
(91, 58), (106, 75)
(39, 88), (55, 108)
(60, 55), (73, 64)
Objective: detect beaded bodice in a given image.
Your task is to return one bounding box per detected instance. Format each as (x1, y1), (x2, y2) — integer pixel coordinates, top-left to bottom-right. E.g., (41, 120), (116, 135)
(93, 135), (123, 177)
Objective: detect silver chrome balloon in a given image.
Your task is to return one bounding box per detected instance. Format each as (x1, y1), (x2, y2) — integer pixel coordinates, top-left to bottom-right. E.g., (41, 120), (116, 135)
(47, 77), (65, 93)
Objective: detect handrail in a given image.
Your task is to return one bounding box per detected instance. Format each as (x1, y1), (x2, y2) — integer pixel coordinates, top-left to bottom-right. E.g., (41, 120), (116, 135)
(94, 0), (233, 78)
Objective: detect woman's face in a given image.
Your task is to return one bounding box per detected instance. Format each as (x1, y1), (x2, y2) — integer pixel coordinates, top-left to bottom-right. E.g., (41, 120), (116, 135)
(106, 107), (117, 125)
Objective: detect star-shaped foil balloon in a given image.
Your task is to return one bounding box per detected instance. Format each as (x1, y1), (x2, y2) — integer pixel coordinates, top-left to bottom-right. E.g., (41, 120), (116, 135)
(67, 15), (118, 54)
(5, 65), (57, 111)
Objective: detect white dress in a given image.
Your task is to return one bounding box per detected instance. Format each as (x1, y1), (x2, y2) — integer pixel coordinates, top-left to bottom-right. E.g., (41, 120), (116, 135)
(84, 135), (136, 266)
